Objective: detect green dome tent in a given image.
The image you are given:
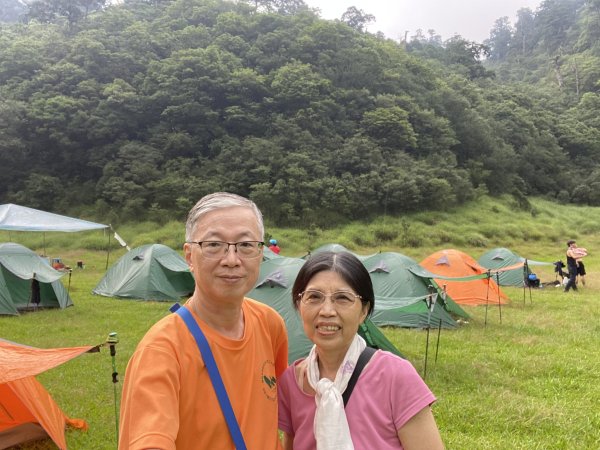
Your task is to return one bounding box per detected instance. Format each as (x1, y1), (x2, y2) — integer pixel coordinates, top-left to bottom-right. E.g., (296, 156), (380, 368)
(478, 247), (552, 286)
(93, 244), (194, 301)
(247, 256), (403, 363)
(0, 243), (72, 316)
(304, 243), (373, 260)
(362, 252), (469, 329)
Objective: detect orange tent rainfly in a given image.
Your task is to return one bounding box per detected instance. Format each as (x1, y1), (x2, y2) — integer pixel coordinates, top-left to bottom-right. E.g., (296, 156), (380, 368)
(420, 249), (509, 306)
(0, 338), (96, 449)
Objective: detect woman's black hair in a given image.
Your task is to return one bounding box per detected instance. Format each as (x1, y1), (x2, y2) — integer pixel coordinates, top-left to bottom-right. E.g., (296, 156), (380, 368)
(292, 251), (375, 316)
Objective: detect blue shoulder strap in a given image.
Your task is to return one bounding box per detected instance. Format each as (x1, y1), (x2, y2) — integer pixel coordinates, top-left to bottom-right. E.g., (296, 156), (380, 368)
(170, 303), (247, 450)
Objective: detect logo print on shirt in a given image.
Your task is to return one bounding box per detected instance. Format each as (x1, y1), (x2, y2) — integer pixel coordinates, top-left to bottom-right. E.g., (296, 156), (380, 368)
(261, 360), (277, 401)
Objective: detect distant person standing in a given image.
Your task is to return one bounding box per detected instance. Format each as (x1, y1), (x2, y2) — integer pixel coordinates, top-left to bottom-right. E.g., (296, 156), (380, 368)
(30, 276), (41, 307)
(565, 240), (579, 292)
(572, 242), (588, 286)
(268, 239), (281, 254)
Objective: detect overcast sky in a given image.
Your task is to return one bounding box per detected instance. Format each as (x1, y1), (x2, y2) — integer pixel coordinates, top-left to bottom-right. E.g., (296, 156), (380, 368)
(303, 0), (543, 43)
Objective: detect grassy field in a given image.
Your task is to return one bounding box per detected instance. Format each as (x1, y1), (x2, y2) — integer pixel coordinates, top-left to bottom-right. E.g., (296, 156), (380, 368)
(2, 195), (600, 449)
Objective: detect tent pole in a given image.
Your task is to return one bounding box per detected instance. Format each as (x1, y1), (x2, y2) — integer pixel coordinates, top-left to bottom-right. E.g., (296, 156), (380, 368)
(525, 260), (533, 305)
(43, 232), (47, 256)
(434, 318), (442, 365)
(67, 270), (72, 295)
(423, 291), (434, 380)
(484, 272), (490, 328)
(423, 324), (430, 380)
(496, 272), (502, 324)
(523, 261), (527, 305)
(105, 227), (111, 270)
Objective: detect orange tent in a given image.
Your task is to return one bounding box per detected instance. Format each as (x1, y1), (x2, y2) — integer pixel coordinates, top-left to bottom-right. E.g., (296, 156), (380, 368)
(420, 249), (509, 306)
(0, 338), (96, 449)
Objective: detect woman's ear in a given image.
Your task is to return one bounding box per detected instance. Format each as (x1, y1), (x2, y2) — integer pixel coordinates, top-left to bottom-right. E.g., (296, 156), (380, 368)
(360, 303), (369, 323)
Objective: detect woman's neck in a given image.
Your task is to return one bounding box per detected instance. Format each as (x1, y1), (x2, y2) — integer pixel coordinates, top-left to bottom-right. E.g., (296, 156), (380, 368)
(316, 348), (348, 381)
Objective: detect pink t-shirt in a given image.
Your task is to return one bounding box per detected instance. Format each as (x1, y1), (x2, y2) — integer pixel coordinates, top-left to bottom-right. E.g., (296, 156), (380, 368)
(278, 350), (436, 450)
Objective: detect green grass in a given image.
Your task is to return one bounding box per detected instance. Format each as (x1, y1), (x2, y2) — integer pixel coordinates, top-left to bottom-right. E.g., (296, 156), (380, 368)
(2, 194), (600, 449)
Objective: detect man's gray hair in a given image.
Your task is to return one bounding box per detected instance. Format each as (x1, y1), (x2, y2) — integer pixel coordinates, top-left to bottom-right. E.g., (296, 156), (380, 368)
(185, 192), (264, 241)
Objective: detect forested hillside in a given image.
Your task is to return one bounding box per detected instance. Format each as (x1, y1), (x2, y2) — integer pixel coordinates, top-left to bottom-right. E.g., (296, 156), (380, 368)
(0, 0), (598, 226)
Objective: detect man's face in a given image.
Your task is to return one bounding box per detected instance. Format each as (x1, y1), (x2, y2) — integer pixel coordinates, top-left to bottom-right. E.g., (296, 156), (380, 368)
(184, 206), (263, 305)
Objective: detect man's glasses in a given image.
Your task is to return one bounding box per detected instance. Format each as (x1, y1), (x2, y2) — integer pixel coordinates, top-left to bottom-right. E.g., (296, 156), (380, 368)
(187, 241), (264, 259)
(298, 289), (362, 308)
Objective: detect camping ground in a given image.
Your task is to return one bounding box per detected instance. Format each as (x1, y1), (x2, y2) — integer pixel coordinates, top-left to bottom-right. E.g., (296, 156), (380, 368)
(2, 247), (599, 449)
(1, 196), (600, 449)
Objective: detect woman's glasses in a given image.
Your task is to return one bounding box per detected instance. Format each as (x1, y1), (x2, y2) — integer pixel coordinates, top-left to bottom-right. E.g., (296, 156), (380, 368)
(298, 289), (362, 308)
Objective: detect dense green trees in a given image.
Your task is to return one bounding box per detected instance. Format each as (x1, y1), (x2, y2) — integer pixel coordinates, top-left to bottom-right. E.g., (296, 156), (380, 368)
(0, 0), (598, 225)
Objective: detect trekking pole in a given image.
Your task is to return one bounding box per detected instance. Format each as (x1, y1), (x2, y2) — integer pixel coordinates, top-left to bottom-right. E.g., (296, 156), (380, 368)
(106, 332), (120, 446)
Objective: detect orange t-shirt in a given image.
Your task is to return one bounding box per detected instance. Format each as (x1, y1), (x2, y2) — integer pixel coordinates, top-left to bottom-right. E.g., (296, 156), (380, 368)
(119, 298), (288, 450)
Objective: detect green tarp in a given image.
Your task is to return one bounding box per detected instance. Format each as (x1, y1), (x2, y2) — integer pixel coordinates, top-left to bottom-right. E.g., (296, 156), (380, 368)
(0, 243), (72, 315)
(93, 244), (194, 301)
(478, 247), (552, 286)
(362, 252), (469, 329)
(247, 256), (403, 363)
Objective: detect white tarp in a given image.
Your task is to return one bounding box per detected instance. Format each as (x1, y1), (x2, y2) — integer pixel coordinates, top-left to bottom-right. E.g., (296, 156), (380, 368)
(0, 204), (108, 232)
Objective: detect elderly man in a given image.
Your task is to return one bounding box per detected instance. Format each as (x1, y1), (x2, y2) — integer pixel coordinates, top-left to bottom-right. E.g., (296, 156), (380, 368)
(119, 192), (288, 450)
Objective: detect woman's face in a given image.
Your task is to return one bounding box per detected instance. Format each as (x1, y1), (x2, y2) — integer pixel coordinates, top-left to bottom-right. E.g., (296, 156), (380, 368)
(299, 270), (369, 355)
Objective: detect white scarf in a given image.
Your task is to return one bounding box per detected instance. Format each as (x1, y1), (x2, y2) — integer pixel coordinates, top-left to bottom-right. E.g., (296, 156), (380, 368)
(305, 335), (366, 450)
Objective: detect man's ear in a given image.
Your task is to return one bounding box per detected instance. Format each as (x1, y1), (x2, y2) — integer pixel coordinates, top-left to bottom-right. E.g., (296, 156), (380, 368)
(184, 243), (193, 266)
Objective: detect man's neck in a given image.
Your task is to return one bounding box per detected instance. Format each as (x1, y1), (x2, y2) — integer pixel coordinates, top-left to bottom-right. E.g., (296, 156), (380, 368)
(189, 294), (245, 340)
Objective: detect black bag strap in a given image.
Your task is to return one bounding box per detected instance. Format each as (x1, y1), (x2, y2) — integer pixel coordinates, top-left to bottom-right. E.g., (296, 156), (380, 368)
(343, 346), (377, 407)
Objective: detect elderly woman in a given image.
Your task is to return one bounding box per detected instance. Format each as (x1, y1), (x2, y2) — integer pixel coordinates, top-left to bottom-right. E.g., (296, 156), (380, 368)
(278, 251), (444, 450)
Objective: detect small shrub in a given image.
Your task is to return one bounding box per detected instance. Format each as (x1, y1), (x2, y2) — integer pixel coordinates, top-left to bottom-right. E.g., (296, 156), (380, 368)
(467, 234), (488, 247)
(352, 232), (374, 247)
(374, 227), (399, 242)
(432, 230), (453, 245)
